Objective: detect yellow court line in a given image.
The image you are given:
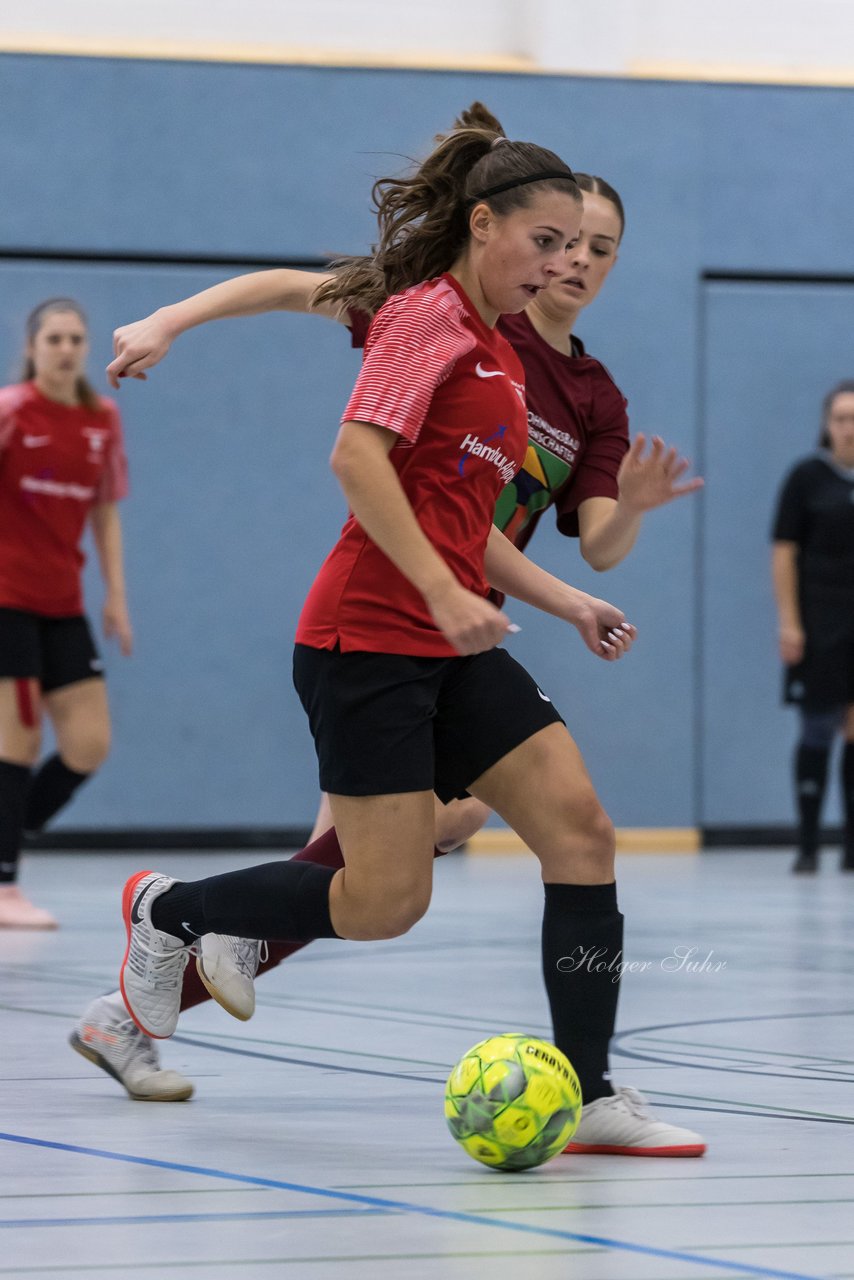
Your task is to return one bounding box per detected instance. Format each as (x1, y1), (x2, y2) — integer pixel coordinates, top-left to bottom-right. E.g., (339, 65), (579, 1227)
(467, 828), (700, 855)
(0, 33), (534, 72)
(2, 35), (853, 87)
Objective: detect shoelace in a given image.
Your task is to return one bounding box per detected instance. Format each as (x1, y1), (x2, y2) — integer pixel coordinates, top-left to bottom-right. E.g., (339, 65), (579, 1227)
(118, 1019), (160, 1070)
(613, 1085), (651, 1118)
(130, 931), (190, 988)
(224, 936), (268, 978)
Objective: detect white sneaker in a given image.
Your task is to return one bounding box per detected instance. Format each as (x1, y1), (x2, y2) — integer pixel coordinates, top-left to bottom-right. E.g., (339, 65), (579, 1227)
(120, 870), (189, 1039)
(196, 934), (264, 1021)
(564, 1086), (706, 1157)
(70, 995), (194, 1101)
(0, 884), (58, 930)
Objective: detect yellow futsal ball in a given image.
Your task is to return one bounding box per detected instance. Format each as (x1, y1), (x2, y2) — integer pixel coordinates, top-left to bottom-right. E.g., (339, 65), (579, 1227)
(444, 1034), (582, 1171)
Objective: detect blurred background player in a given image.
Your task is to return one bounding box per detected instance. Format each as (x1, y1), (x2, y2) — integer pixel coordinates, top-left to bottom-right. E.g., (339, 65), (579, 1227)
(0, 298), (131, 928)
(772, 379), (854, 874)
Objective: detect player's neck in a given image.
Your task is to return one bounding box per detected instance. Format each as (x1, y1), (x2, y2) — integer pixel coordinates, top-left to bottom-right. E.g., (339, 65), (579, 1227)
(524, 298), (577, 356)
(33, 374), (79, 407)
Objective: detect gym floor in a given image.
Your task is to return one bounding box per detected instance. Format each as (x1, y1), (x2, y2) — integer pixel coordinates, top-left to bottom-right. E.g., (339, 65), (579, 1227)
(2, 847), (852, 1280)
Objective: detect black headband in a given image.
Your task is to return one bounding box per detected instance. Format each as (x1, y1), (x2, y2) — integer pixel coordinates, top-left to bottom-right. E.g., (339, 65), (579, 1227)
(471, 169), (577, 201)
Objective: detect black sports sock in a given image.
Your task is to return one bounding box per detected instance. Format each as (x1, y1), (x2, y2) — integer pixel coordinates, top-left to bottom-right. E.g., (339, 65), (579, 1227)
(151, 859), (339, 944)
(842, 743), (854, 866)
(24, 754), (90, 833)
(541, 881), (623, 1104)
(795, 744), (830, 859)
(0, 761), (32, 884)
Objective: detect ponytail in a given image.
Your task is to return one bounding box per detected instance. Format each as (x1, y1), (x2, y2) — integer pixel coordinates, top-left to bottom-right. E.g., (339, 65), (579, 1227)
(314, 102), (579, 315)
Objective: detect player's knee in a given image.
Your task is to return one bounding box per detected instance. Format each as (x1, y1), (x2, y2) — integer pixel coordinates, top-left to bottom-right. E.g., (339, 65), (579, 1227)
(62, 727), (110, 773)
(552, 793), (615, 879)
(372, 883), (432, 938)
(0, 730), (42, 767)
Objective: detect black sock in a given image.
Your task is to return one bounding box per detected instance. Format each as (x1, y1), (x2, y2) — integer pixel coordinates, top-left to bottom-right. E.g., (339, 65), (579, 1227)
(0, 761), (32, 884)
(842, 743), (854, 863)
(25, 754), (91, 833)
(795, 744), (830, 858)
(151, 859), (339, 944)
(541, 881), (623, 1104)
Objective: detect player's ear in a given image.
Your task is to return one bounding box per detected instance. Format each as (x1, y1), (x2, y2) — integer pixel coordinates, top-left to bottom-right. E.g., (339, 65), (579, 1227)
(468, 201), (493, 245)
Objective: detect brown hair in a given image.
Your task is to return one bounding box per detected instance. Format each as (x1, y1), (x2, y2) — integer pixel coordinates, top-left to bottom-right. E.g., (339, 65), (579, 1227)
(819, 379), (854, 447)
(574, 173), (626, 240)
(313, 101), (579, 316)
(21, 298), (102, 412)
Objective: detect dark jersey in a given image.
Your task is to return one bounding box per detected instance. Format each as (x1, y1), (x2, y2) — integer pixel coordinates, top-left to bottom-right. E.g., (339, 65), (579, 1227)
(772, 453), (854, 596)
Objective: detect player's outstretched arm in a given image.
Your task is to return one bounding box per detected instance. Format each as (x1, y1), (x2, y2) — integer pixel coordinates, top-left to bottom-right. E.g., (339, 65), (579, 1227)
(106, 268), (338, 387)
(578, 434), (704, 571)
(484, 526), (635, 661)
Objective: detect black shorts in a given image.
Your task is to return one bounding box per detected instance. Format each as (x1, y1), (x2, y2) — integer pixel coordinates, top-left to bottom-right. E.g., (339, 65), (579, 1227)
(293, 644), (564, 804)
(784, 587), (854, 711)
(0, 608), (104, 693)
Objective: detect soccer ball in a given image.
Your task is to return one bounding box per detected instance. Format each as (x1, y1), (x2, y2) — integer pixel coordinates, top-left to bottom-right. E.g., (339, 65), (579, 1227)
(444, 1034), (582, 1171)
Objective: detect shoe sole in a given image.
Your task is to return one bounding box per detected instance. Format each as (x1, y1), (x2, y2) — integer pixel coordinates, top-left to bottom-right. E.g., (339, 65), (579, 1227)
(119, 869), (167, 1040)
(564, 1141), (706, 1157)
(195, 954), (254, 1021)
(69, 1031), (194, 1102)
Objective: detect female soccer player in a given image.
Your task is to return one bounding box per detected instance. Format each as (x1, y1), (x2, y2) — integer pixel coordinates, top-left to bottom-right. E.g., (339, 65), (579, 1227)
(77, 113), (700, 1135)
(103, 109), (699, 854)
(0, 298), (131, 928)
(109, 116), (705, 1157)
(772, 380), (854, 874)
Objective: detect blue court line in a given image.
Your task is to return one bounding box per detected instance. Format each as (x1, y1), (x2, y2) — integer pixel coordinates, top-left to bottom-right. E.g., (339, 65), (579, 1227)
(0, 1132), (824, 1280)
(0, 1209), (391, 1228)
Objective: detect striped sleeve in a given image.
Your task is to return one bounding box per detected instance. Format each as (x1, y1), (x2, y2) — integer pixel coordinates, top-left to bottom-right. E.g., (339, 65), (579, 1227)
(342, 284), (475, 445)
(0, 385), (23, 452)
(94, 400), (130, 503)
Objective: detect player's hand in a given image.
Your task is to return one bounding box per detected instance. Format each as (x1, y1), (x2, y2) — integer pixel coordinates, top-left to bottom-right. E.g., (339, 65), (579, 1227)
(106, 313), (174, 388)
(570, 595), (636, 661)
(618, 434), (704, 514)
(427, 584), (514, 655)
(103, 598), (133, 656)
(779, 625), (805, 666)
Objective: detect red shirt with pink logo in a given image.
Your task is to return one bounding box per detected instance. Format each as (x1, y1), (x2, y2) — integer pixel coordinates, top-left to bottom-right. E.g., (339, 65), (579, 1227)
(295, 274), (527, 657)
(0, 381), (129, 616)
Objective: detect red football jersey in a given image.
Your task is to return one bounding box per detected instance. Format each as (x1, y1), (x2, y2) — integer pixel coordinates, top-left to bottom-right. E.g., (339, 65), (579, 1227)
(0, 382), (129, 616)
(296, 274), (527, 656)
(348, 306), (629, 553)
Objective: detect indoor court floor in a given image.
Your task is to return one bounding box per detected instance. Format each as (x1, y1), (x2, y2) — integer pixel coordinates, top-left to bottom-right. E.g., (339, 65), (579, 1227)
(2, 846), (853, 1280)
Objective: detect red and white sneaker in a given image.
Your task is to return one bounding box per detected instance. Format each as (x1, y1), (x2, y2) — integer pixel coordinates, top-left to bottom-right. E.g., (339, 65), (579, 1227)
(120, 870), (189, 1039)
(70, 995), (194, 1101)
(564, 1086), (706, 1157)
(0, 884), (58, 930)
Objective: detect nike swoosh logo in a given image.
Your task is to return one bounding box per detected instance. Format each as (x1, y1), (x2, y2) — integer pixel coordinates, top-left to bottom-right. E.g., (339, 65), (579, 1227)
(130, 880), (154, 925)
(536, 688), (552, 703)
(475, 363), (505, 379)
(23, 435), (51, 447)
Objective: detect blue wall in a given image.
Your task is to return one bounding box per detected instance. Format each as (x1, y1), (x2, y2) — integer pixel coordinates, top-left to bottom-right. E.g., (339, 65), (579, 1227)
(2, 54), (852, 829)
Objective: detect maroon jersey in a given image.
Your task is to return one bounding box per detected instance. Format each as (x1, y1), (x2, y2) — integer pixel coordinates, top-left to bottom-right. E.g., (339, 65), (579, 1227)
(348, 306), (629, 552)
(0, 382), (129, 616)
(296, 274), (527, 657)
